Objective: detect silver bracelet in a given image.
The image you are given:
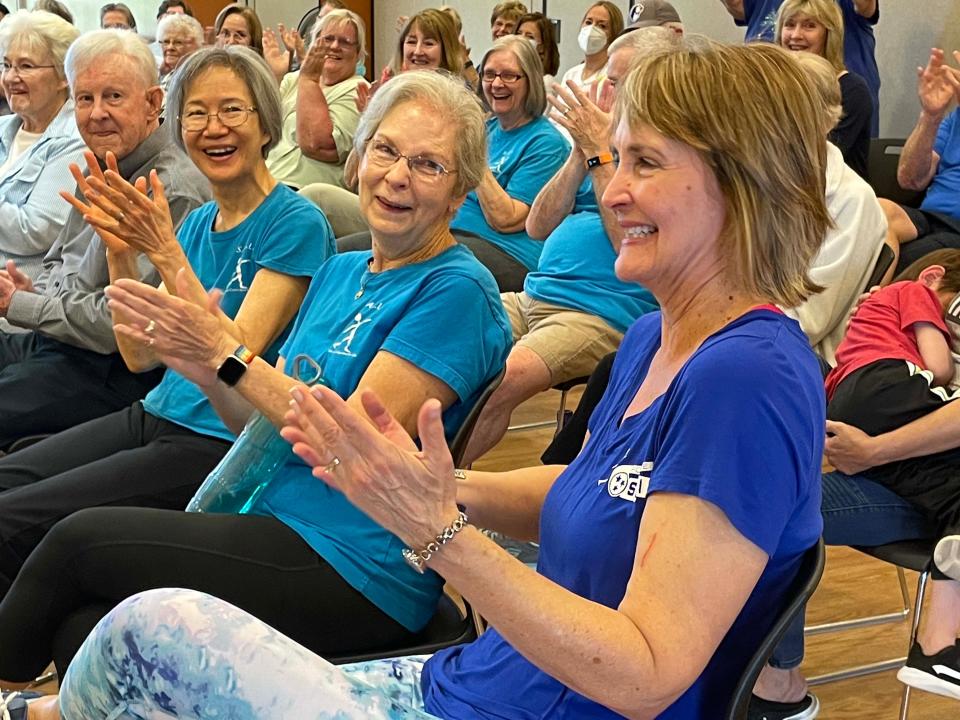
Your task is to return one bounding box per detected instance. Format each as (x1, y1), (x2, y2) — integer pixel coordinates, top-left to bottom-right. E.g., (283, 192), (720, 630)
(402, 510), (469, 574)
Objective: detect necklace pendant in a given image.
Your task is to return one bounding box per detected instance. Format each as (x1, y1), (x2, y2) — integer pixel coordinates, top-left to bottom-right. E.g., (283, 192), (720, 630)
(355, 289), (364, 299)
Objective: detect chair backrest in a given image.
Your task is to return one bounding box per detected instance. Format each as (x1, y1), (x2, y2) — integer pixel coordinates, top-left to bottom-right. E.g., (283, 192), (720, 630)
(297, 6), (320, 43)
(867, 139), (926, 208)
(861, 243), (896, 292)
(449, 367), (506, 467)
(725, 538), (826, 720)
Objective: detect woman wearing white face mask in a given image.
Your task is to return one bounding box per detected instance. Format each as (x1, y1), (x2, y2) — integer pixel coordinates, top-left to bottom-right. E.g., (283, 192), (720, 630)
(559, 1), (623, 92)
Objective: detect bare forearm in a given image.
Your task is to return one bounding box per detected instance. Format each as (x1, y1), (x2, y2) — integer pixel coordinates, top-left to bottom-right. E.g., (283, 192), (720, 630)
(476, 172), (530, 234)
(527, 154), (584, 240)
(872, 401), (960, 464)
(431, 530), (670, 718)
(456, 465), (562, 540)
(210, 355), (297, 433)
(899, 113), (943, 190)
(296, 79), (339, 162)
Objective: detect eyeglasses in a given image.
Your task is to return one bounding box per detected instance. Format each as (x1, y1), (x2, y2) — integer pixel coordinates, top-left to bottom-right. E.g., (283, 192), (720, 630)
(365, 140), (453, 180)
(0, 62), (56, 77)
(217, 29), (250, 43)
(159, 38), (194, 49)
(318, 33), (359, 48)
(180, 106), (258, 132)
(481, 70), (524, 84)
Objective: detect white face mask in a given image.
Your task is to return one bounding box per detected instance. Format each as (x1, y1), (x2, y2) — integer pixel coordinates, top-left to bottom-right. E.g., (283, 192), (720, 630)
(578, 24), (608, 55)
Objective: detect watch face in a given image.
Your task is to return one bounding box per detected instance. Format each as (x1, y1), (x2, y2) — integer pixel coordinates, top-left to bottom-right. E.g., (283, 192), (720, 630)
(217, 354), (248, 386)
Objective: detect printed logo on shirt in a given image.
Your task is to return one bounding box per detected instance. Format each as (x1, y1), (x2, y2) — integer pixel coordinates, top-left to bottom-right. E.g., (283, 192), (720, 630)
(490, 154), (508, 177)
(598, 462), (652, 503)
(225, 244), (254, 293)
(329, 301), (382, 358)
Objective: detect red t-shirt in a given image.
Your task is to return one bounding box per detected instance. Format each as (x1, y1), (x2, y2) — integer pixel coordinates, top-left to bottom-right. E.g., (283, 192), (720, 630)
(825, 281), (950, 399)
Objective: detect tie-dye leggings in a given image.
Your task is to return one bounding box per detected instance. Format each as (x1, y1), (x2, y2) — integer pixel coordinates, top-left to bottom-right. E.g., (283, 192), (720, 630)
(59, 588), (440, 720)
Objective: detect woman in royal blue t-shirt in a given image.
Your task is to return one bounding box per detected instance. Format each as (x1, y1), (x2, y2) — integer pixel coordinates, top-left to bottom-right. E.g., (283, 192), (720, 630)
(51, 40), (827, 720)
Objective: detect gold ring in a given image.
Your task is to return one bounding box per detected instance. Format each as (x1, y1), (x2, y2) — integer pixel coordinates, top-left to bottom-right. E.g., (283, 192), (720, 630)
(148, 337), (155, 347)
(324, 456), (341, 473)
(117, 211), (125, 222)
(145, 320), (156, 334)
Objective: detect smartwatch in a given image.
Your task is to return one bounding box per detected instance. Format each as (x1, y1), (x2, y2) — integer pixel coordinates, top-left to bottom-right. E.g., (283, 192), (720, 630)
(216, 345), (255, 387)
(585, 152), (614, 170)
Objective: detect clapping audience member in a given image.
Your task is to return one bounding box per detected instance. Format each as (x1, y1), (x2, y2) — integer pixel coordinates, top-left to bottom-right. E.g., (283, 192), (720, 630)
(0, 70), (508, 691)
(99, 2), (136, 31)
(514, 12), (560, 97)
(265, 9), (365, 190)
(213, 3), (263, 55)
(775, 0), (872, 177)
(559, 1), (623, 92)
(461, 27), (671, 465)
(879, 48), (960, 272)
(0, 10), (83, 282)
(0, 29), (209, 446)
(718, 0), (880, 135)
(298, 0), (346, 58)
(49, 39), (827, 720)
(157, 13), (202, 92)
(491, 1), (528, 40)
(450, 35), (568, 291)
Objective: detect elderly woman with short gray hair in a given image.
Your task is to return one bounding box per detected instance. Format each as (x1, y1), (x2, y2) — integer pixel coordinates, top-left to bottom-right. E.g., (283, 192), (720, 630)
(0, 9), (83, 282)
(156, 12), (202, 87)
(0, 69), (509, 702)
(449, 34), (569, 291)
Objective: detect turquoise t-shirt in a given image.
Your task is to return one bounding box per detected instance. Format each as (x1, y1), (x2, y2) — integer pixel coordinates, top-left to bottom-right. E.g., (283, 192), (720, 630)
(142, 184), (335, 440)
(523, 176), (658, 332)
(451, 115), (569, 270)
(251, 245), (512, 632)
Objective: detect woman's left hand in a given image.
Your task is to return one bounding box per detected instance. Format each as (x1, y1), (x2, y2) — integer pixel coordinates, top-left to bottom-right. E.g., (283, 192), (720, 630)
(105, 270), (235, 387)
(67, 150), (178, 260)
(548, 80), (612, 158)
(281, 385), (460, 549)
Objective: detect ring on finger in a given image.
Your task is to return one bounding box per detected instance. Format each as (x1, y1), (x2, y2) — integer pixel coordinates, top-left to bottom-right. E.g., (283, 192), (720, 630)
(116, 211), (125, 222)
(145, 319), (156, 335)
(147, 337), (155, 347)
(323, 456), (342, 473)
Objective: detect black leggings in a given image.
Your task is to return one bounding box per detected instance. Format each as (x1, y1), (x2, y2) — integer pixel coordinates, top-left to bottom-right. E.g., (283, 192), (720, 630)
(0, 507), (416, 681)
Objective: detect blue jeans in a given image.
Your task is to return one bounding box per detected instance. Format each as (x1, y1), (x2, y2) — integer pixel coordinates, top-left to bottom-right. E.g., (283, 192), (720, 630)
(769, 471), (935, 669)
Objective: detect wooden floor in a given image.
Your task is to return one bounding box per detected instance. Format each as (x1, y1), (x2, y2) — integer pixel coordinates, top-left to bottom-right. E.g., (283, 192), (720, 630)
(475, 388), (958, 720)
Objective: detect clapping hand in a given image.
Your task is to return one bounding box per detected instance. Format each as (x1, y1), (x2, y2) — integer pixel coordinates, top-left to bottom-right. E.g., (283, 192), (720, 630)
(263, 27), (291, 82)
(917, 48), (960, 119)
(548, 79), (613, 158)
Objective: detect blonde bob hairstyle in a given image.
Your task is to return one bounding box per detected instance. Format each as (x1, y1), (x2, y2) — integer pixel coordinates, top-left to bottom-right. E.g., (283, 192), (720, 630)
(392, 9), (463, 76)
(614, 38), (830, 307)
(478, 35), (546, 118)
(353, 70), (487, 198)
(775, 0), (845, 74)
(793, 52), (843, 134)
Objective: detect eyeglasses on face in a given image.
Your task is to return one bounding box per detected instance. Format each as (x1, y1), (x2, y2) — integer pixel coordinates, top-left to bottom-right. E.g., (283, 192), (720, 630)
(217, 29), (250, 43)
(481, 70), (524, 84)
(160, 38), (194, 49)
(365, 140), (453, 180)
(0, 61), (55, 77)
(318, 33), (358, 48)
(180, 106), (258, 132)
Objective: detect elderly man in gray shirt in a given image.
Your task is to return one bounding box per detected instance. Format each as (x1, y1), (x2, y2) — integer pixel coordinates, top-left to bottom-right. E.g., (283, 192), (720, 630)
(0, 29), (209, 449)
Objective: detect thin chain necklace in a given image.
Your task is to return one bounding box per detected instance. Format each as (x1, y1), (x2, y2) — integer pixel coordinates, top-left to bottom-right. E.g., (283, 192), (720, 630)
(355, 257), (375, 299)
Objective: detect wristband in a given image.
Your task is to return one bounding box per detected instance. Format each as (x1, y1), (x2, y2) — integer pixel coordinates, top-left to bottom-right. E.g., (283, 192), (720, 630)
(402, 511), (469, 574)
(216, 345), (255, 387)
(585, 152), (614, 170)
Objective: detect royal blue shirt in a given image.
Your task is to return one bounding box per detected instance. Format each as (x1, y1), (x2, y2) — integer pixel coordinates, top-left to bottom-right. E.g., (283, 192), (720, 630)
(143, 184), (334, 440)
(251, 246), (512, 631)
(523, 177), (657, 332)
(739, 0), (880, 136)
(422, 309), (824, 719)
(452, 116), (569, 270)
(921, 109), (960, 221)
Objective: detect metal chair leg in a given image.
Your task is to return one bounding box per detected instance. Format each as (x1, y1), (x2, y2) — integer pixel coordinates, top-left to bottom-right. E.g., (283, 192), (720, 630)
(898, 569), (929, 720)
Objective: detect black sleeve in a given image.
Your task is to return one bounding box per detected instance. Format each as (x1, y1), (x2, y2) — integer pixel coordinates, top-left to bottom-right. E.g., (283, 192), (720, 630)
(830, 72), (873, 179)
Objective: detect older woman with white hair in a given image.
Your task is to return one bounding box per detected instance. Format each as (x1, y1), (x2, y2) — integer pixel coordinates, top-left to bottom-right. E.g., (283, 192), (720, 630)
(0, 70), (509, 702)
(22, 39), (829, 720)
(450, 34), (569, 291)
(0, 10), (82, 281)
(264, 9), (366, 190)
(156, 12), (202, 91)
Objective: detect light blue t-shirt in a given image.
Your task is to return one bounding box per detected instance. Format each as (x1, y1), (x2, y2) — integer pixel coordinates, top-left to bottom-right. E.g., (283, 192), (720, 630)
(452, 115), (569, 270)
(921, 109), (960, 221)
(143, 184), (335, 440)
(252, 245), (512, 631)
(523, 176), (658, 332)
(740, 0), (880, 136)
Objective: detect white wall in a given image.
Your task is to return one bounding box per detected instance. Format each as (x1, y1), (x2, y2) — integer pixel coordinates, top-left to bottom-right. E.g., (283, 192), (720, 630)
(371, 0), (960, 138)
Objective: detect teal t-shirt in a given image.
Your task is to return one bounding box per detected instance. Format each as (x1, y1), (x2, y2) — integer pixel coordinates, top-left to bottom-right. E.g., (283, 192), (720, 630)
(251, 245), (512, 631)
(142, 184), (335, 440)
(523, 176), (657, 332)
(451, 115), (569, 270)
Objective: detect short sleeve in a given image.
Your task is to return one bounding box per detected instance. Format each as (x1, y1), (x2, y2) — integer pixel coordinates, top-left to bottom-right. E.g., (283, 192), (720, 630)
(898, 282), (949, 335)
(381, 272), (510, 400)
(256, 194), (335, 278)
(649, 326), (823, 556)
(501, 131), (569, 206)
(934, 111), (958, 157)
